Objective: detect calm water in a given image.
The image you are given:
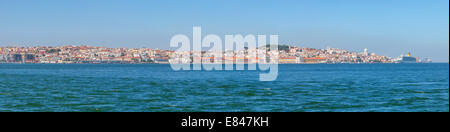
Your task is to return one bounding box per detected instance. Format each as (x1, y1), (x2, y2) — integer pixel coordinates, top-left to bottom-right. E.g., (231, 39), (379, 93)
(0, 63), (448, 112)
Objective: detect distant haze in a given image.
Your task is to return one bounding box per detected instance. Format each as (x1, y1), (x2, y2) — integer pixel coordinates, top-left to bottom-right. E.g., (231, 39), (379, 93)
(0, 0), (448, 62)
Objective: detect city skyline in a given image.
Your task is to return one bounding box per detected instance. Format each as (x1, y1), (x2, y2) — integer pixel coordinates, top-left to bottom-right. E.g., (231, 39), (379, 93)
(0, 0), (448, 62)
(0, 44), (427, 64)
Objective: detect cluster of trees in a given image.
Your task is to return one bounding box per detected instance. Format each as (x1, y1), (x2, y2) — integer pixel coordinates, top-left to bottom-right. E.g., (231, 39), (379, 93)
(46, 49), (61, 53)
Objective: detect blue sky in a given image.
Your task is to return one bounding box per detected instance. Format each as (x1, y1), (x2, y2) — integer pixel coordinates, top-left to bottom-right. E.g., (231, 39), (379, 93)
(0, 0), (448, 62)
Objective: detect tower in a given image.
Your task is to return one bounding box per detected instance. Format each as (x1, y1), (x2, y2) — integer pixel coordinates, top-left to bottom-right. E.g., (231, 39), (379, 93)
(363, 48), (368, 56)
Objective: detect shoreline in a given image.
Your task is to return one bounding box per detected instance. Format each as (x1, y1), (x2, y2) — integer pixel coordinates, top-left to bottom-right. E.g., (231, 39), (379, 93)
(0, 62), (446, 65)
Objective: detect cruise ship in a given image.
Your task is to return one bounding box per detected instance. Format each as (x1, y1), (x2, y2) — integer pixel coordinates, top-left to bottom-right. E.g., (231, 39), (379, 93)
(395, 53), (417, 63)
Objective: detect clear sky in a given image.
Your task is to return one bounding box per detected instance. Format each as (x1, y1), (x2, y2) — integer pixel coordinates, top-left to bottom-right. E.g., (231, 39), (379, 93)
(0, 0), (448, 62)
